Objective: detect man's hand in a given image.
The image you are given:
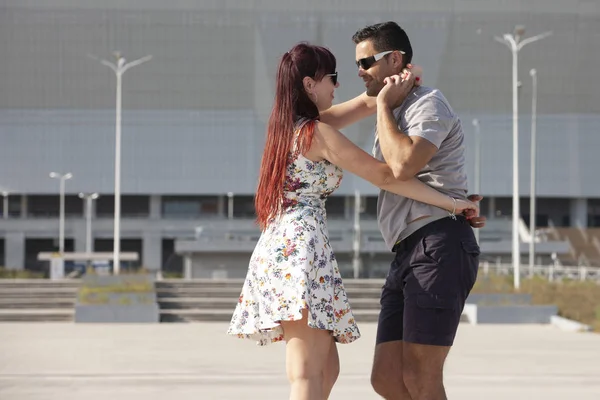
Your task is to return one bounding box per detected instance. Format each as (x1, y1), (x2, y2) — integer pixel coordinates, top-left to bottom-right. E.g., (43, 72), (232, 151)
(465, 194), (487, 229)
(377, 72), (416, 109)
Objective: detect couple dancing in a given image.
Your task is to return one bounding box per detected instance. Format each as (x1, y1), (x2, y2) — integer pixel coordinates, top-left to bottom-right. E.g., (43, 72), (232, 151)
(228, 21), (486, 400)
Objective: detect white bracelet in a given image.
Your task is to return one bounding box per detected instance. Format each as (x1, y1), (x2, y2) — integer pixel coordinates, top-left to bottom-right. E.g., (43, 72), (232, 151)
(448, 197), (457, 220)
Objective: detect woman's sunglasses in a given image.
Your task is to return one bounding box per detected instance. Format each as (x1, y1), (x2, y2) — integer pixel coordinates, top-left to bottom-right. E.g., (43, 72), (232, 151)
(325, 72), (338, 85)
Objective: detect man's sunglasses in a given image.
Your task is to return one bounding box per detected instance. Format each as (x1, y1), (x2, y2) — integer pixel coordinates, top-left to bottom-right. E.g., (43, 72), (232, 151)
(355, 50), (405, 70)
(325, 72), (338, 85)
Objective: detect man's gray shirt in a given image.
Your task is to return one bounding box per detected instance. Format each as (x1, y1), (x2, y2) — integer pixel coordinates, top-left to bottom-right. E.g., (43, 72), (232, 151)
(372, 86), (469, 251)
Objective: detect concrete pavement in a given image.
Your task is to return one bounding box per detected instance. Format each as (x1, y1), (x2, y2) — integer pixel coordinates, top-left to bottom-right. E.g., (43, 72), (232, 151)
(1, 322), (599, 399)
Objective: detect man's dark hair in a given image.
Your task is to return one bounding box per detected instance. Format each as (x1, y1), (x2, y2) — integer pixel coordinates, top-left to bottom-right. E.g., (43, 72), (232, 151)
(352, 21), (413, 66)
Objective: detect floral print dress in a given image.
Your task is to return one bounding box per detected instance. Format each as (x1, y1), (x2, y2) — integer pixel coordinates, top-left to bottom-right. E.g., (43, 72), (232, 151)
(227, 120), (360, 346)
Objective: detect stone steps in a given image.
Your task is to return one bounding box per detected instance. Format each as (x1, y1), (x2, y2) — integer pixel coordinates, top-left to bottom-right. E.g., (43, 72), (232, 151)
(159, 308), (381, 323)
(158, 297), (381, 310)
(157, 279), (385, 290)
(0, 298), (75, 309)
(155, 287), (384, 299)
(0, 309), (74, 322)
(0, 279), (80, 289)
(0, 280), (78, 321)
(0, 279), (385, 323)
(155, 280), (383, 323)
(0, 289), (77, 299)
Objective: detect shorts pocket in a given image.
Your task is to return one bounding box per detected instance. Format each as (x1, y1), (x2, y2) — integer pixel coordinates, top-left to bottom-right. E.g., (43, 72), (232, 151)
(460, 240), (480, 290)
(412, 293), (460, 337)
(420, 236), (442, 265)
(461, 240), (481, 257)
(416, 293), (456, 309)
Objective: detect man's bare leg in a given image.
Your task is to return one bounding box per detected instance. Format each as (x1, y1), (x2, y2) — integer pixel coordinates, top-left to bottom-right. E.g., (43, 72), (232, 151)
(371, 340), (412, 399)
(402, 342), (451, 400)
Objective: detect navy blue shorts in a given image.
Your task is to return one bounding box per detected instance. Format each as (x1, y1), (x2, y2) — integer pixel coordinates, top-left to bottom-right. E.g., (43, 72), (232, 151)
(375, 216), (480, 347)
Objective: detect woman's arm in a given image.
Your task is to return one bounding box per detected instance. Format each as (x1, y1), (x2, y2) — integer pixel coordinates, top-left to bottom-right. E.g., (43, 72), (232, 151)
(310, 122), (476, 214)
(319, 92), (376, 130)
(319, 64), (422, 130)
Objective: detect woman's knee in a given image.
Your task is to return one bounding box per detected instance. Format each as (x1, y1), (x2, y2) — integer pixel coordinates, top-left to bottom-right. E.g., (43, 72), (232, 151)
(282, 317), (333, 384)
(287, 351), (325, 386)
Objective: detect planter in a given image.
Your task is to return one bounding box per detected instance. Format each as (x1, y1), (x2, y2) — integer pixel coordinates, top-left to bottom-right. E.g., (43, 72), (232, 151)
(463, 304), (558, 325)
(475, 305), (558, 324)
(463, 293), (557, 324)
(467, 293), (533, 306)
(74, 274), (159, 323)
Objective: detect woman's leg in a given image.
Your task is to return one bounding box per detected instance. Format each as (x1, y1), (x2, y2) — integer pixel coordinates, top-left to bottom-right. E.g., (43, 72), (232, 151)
(322, 340), (340, 399)
(280, 309), (335, 400)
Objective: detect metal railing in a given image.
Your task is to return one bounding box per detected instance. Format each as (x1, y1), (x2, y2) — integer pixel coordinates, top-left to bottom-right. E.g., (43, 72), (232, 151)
(480, 261), (600, 283)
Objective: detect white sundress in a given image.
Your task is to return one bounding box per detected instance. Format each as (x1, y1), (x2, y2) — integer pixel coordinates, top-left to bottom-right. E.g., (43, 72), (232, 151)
(227, 120), (360, 346)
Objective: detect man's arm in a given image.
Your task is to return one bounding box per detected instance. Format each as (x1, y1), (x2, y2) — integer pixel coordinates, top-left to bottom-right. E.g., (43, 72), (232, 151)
(376, 101), (439, 181)
(375, 74), (448, 181)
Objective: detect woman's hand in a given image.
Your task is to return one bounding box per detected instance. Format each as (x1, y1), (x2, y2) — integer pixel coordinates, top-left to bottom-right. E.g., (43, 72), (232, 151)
(451, 198), (479, 217)
(401, 63), (423, 86)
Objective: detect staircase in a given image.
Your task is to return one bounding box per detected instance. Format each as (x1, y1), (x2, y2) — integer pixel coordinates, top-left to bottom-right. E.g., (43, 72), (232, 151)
(0, 280), (78, 322)
(553, 227), (600, 265)
(0, 279), (388, 323)
(156, 279), (386, 323)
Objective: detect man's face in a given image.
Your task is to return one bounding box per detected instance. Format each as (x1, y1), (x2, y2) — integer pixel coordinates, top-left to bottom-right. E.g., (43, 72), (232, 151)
(355, 39), (399, 97)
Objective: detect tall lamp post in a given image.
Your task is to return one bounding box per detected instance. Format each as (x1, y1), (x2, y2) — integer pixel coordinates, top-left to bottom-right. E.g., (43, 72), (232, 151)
(1, 191), (8, 219)
(494, 26), (552, 290)
(227, 192), (234, 220)
(79, 193), (99, 254)
(352, 190), (362, 279)
(472, 119), (481, 244)
(90, 52), (152, 274)
(49, 172), (73, 254)
(528, 68), (538, 278)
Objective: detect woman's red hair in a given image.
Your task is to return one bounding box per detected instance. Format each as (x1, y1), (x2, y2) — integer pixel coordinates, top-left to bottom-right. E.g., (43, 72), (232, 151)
(254, 43), (337, 230)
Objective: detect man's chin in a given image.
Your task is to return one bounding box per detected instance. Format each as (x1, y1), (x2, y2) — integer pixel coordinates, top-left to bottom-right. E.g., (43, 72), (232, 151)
(365, 83), (383, 97)
(366, 87), (380, 97)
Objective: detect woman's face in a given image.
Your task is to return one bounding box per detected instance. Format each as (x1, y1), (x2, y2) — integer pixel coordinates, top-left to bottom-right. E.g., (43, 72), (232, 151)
(306, 72), (340, 112)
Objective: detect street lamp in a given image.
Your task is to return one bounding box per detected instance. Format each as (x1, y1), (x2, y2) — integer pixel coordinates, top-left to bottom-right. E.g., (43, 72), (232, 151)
(79, 193), (99, 254)
(89, 51), (152, 274)
(494, 26), (552, 290)
(352, 190), (362, 279)
(472, 119), (481, 244)
(528, 68), (538, 278)
(2, 191), (8, 219)
(49, 172), (73, 254)
(227, 192), (234, 220)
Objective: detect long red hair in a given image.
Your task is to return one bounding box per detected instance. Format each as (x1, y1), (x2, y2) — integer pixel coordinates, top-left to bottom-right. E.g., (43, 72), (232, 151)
(255, 43), (337, 230)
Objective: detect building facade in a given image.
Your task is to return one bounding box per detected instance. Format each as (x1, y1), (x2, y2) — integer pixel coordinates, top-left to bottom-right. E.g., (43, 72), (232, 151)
(1, 0), (599, 276)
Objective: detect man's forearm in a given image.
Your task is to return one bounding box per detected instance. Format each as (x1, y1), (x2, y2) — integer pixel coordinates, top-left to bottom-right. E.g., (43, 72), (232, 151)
(376, 101), (414, 179)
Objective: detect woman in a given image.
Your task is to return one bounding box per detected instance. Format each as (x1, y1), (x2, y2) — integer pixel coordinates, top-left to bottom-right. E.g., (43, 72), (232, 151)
(227, 42), (477, 399)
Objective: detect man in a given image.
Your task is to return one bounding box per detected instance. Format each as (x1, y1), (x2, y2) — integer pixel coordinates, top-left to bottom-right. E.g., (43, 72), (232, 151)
(352, 22), (483, 399)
